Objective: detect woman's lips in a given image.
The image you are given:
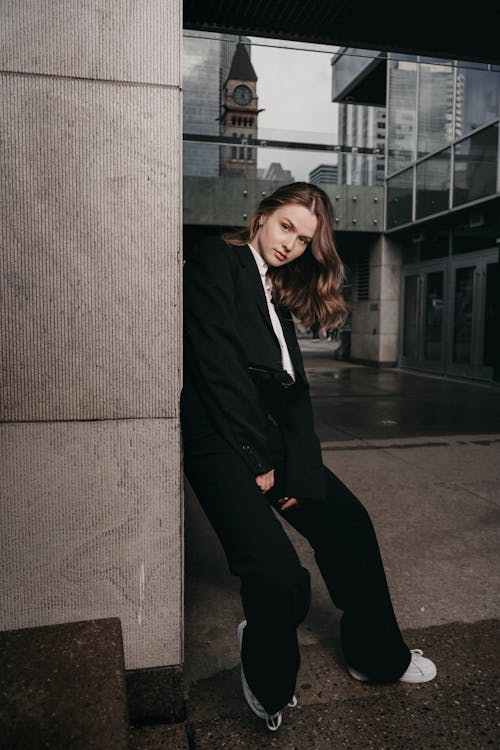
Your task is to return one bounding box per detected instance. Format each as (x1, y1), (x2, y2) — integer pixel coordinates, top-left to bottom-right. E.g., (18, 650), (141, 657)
(274, 249), (287, 262)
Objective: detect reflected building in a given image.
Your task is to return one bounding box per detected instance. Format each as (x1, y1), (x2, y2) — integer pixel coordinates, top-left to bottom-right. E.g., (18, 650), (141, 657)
(337, 104), (386, 185)
(220, 41), (260, 179)
(259, 162), (294, 181)
(309, 164), (338, 184)
(183, 32), (251, 176)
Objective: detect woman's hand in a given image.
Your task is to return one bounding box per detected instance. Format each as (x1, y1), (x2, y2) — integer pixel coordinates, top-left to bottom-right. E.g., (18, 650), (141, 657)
(255, 469), (275, 492)
(278, 497), (299, 510)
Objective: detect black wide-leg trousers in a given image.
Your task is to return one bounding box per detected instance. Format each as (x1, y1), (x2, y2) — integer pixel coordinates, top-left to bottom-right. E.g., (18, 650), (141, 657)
(183, 424), (411, 715)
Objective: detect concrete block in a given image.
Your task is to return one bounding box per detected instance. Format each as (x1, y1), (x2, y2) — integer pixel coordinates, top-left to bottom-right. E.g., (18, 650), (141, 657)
(380, 262), (402, 301)
(0, 419), (182, 670)
(369, 264), (382, 299)
(0, 618), (129, 750)
(378, 332), (399, 362)
(369, 235), (385, 267)
(351, 301), (378, 335)
(0, 74), (181, 421)
(379, 300), (400, 335)
(0, 0), (181, 86)
(351, 331), (379, 361)
(380, 235), (403, 267)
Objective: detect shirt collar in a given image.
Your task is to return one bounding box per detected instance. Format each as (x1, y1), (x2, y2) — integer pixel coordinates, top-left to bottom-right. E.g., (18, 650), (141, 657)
(247, 243), (268, 277)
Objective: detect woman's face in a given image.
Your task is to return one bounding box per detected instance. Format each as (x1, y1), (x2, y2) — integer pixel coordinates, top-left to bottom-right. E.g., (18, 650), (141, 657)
(252, 203), (318, 268)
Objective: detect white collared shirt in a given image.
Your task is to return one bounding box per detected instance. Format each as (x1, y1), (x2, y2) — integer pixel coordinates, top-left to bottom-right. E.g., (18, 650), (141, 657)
(248, 243), (295, 381)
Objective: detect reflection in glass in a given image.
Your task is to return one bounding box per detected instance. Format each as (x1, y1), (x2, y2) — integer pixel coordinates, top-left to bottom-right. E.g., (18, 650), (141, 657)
(452, 205), (500, 254)
(183, 32), (248, 177)
(337, 104), (386, 185)
(424, 272), (444, 360)
(483, 263), (500, 369)
(455, 65), (500, 139)
(387, 168), (413, 227)
(417, 62), (454, 159)
(419, 225), (449, 260)
(453, 266), (474, 364)
(403, 275), (419, 359)
(453, 124), (499, 207)
(387, 58), (417, 174)
(416, 148), (450, 219)
(332, 49), (386, 101)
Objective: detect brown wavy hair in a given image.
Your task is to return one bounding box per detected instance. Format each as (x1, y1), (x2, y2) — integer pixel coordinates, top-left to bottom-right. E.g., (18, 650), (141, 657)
(221, 182), (348, 330)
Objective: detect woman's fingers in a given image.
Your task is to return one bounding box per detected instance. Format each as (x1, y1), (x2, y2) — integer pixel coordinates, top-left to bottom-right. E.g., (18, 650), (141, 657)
(279, 496), (298, 510)
(255, 469), (274, 492)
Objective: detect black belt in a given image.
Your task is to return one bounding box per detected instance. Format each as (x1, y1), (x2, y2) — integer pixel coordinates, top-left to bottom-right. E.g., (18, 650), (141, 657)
(248, 364), (295, 389)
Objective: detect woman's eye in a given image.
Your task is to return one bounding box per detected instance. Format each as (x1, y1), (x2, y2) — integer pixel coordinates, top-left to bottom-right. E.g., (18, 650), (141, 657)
(282, 224), (289, 230)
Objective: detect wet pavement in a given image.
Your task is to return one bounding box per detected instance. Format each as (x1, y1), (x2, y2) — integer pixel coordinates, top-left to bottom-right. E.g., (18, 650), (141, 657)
(132, 344), (500, 749)
(300, 340), (500, 442)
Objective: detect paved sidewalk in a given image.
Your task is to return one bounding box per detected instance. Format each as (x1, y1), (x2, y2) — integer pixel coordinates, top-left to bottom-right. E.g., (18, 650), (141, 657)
(132, 347), (500, 749)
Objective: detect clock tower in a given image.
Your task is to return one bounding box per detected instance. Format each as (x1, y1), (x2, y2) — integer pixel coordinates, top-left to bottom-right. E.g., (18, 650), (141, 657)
(220, 41), (260, 179)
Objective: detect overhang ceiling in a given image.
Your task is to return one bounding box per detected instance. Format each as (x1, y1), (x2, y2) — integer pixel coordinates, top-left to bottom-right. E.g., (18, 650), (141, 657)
(184, 1), (500, 65)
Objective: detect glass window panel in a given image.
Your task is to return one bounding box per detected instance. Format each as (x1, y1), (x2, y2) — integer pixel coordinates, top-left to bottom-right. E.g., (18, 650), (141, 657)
(424, 271), (444, 360)
(416, 148), (450, 219)
(453, 124), (499, 207)
(452, 205), (500, 254)
(455, 65), (500, 138)
(418, 225), (450, 260)
(336, 103), (385, 154)
(332, 49), (384, 100)
(387, 168), (413, 227)
(453, 266), (475, 364)
(183, 32), (237, 177)
(387, 59), (417, 174)
(417, 62), (454, 159)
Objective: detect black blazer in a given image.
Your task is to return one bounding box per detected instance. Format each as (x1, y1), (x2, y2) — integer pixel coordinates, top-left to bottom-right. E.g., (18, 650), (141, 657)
(181, 236), (325, 502)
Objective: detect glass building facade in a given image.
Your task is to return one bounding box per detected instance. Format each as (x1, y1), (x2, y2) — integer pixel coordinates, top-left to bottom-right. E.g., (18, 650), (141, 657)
(183, 32), (250, 177)
(332, 48), (500, 382)
(385, 56), (500, 382)
(387, 57), (500, 229)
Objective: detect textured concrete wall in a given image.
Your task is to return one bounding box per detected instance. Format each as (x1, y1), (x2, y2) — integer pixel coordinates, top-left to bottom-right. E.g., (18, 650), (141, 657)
(351, 235), (402, 364)
(0, 1), (182, 671)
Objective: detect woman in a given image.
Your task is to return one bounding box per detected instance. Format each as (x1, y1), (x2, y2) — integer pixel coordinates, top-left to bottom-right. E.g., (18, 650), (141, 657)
(181, 182), (436, 732)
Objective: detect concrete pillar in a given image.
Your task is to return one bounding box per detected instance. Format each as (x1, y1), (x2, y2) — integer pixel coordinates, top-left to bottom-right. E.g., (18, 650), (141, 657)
(351, 235), (402, 365)
(0, 0), (183, 709)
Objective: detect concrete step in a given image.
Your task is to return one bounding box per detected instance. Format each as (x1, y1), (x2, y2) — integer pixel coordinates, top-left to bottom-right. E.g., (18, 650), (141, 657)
(0, 617), (129, 750)
(174, 619), (498, 750)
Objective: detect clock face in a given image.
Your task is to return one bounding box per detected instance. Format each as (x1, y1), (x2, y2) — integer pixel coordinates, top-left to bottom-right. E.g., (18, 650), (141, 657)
(233, 84), (252, 106)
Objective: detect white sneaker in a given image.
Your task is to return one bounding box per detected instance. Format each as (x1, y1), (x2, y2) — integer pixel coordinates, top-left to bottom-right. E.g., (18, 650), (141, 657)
(348, 649), (437, 684)
(237, 620), (297, 730)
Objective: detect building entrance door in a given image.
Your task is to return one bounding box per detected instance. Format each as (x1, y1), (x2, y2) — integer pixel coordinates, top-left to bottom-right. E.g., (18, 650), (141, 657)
(401, 263), (446, 374)
(400, 249), (499, 380)
(446, 250), (499, 380)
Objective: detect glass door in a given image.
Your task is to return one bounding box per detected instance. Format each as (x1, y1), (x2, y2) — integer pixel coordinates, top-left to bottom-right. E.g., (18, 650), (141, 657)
(400, 265), (446, 373)
(446, 250), (499, 379)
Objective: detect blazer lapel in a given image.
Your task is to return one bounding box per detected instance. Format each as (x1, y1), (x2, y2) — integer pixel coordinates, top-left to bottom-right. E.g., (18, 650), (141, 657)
(236, 244), (307, 382)
(276, 305), (307, 382)
(237, 244), (281, 342)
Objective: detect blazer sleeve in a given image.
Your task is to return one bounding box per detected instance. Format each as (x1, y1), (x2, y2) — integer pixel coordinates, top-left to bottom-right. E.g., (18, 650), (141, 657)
(183, 239), (274, 476)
